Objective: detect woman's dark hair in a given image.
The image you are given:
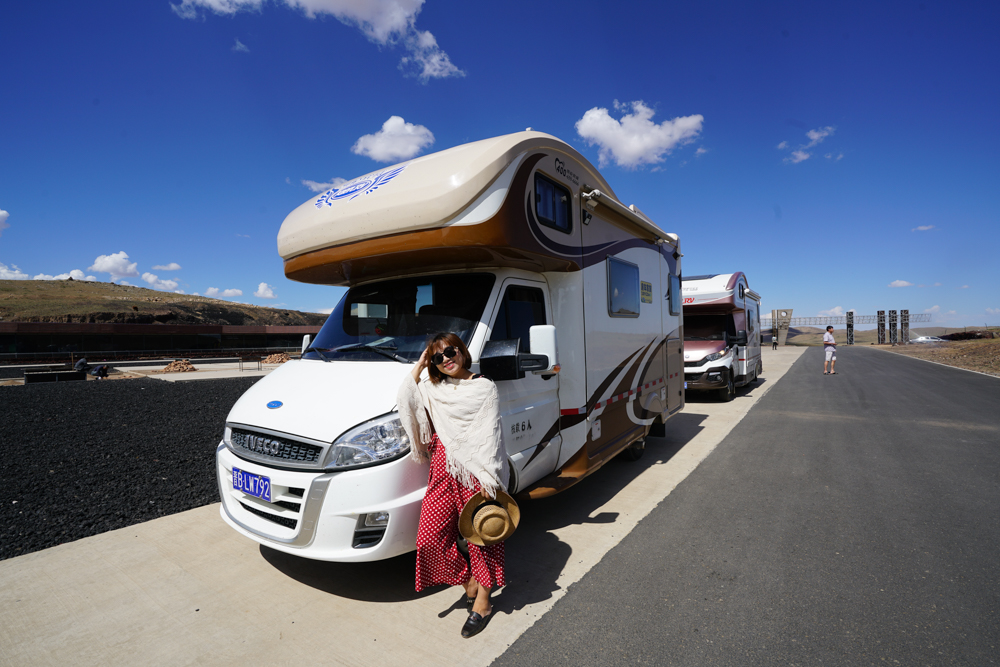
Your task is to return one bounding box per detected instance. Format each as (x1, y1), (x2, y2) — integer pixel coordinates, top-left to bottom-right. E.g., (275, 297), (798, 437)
(425, 332), (472, 384)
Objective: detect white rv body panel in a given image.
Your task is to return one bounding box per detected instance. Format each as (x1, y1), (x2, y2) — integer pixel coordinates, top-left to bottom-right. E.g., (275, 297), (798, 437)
(217, 131), (683, 561)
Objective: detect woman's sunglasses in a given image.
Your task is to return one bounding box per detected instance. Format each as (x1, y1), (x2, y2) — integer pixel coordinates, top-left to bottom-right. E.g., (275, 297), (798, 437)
(430, 346), (458, 366)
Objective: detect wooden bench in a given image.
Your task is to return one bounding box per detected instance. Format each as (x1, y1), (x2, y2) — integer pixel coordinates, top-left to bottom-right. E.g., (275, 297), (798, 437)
(238, 353), (262, 371)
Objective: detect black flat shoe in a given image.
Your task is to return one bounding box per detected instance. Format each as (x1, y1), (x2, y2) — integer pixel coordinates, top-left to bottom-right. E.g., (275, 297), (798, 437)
(461, 610), (492, 638)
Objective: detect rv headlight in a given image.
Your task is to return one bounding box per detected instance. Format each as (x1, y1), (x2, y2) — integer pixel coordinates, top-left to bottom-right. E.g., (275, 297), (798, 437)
(326, 412), (411, 469)
(703, 349), (729, 363)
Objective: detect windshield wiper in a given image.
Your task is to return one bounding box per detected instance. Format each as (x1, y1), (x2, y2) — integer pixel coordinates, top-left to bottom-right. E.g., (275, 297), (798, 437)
(303, 346), (332, 362)
(334, 342), (409, 364)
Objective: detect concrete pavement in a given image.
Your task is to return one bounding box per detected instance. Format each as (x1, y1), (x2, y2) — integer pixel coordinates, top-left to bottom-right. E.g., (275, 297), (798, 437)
(493, 345), (1000, 666)
(0, 347), (804, 667)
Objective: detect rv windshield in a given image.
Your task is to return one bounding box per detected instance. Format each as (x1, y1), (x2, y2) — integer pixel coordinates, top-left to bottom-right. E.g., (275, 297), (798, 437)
(684, 314), (737, 342)
(304, 274), (497, 362)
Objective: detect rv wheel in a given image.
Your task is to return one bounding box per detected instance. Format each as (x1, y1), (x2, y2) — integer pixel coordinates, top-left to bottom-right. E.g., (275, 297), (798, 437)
(718, 373), (735, 402)
(622, 438), (645, 461)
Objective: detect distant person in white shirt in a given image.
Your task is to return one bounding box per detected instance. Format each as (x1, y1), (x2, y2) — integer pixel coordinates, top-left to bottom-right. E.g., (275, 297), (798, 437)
(823, 326), (837, 375)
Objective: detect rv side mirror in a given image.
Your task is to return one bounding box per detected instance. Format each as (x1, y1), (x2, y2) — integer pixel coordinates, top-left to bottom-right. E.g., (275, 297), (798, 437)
(301, 334), (311, 355)
(528, 325), (558, 373)
(736, 330), (748, 346)
(480, 339), (524, 381)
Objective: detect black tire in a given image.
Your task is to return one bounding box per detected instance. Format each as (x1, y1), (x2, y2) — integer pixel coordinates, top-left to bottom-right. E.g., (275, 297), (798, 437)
(648, 419), (666, 438)
(622, 438), (645, 461)
(717, 372), (735, 402)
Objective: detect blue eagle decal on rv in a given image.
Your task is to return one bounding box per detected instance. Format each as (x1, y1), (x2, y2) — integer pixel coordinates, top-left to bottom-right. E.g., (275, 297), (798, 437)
(315, 165), (407, 207)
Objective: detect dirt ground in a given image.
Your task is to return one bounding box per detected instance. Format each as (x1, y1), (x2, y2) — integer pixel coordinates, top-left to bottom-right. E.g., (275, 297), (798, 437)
(881, 338), (1000, 377)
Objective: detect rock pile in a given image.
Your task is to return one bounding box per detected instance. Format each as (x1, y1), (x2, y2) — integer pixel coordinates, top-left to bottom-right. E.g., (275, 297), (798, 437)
(162, 359), (197, 373)
(263, 353), (291, 364)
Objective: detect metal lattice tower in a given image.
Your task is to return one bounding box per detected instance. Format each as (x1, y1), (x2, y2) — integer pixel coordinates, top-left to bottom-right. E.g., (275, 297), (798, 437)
(877, 310), (886, 345)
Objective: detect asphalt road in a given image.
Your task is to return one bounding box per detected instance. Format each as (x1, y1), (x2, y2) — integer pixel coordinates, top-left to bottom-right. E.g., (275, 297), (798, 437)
(493, 347), (1000, 666)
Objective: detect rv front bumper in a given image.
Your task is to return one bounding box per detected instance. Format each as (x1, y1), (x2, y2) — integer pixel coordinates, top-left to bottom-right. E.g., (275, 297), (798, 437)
(216, 443), (428, 562)
(684, 368), (729, 391)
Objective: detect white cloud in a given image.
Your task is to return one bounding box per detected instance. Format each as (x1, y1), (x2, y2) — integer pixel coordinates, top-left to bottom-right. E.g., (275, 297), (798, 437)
(205, 287), (243, 298)
(0, 262), (29, 280)
(911, 225), (934, 232)
(236, 233), (250, 238)
(575, 100), (704, 169)
(142, 272), (180, 291)
(303, 177), (347, 193)
(924, 305), (957, 320)
(0, 209), (9, 238)
(88, 251), (139, 280)
(695, 147), (708, 156)
(33, 269), (97, 281)
(987, 308), (1000, 316)
(934, 282), (942, 286)
(805, 126), (835, 148)
(175, 290), (186, 294)
(351, 116), (434, 162)
(960, 285), (969, 289)
(779, 126), (838, 164)
(316, 307), (335, 314)
(232, 38), (250, 52)
(152, 262), (182, 271)
(818, 306), (845, 317)
(399, 29), (464, 82)
(888, 280), (913, 288)
(173, 0), (463, 81)
(254, 282), (277, 298)
(785, 150), (811, 164)
(118, 280), (133, 286)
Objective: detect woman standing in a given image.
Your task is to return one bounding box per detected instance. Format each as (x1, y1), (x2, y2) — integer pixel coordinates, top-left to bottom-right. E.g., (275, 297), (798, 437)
(397, 333), (508, 638)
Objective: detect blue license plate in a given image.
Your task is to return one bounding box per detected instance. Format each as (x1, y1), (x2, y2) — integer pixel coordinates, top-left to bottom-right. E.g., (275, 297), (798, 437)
(233, 467), (271, 502)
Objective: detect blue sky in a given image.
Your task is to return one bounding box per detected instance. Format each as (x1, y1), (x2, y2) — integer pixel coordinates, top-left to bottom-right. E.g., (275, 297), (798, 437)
(2, 1), (998, 325)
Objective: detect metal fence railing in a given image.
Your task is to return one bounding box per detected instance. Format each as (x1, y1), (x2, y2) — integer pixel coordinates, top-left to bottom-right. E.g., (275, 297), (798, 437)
(0, 346), (301, 365)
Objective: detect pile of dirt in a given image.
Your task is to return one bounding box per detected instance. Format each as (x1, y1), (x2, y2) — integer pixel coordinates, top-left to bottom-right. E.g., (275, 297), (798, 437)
(162, 359), (196, 373)
(884, 338), (1000, 377)
(942, 330), (997, 341)
(263, 353), (291, 364)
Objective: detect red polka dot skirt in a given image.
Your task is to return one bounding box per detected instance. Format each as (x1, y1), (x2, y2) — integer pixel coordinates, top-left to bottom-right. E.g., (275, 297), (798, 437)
(415, 435), (506, 592)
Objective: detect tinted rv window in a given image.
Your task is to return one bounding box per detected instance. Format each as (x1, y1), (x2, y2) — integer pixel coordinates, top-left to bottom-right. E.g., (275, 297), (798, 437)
(534, 173), (571, 232)
(668, 274), (682, 316)
(490, 285), (546, 353)
(305, 274), (496, 362)
(607, 257), (640, 318)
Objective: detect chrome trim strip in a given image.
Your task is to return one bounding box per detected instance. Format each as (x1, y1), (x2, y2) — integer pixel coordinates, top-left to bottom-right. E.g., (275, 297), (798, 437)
(226, 421), (330, 471)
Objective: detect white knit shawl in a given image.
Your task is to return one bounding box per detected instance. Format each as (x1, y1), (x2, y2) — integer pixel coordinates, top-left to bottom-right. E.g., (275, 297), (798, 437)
(396, 373), (508, 498)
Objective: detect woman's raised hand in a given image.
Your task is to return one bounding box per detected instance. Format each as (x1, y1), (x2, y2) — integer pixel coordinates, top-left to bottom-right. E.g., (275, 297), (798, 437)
(411, 347), (430, 382)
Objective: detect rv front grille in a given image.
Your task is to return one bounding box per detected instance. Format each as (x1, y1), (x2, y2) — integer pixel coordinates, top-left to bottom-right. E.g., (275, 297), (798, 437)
(239, 501), (298, 530)
(230, 428), (323, 463)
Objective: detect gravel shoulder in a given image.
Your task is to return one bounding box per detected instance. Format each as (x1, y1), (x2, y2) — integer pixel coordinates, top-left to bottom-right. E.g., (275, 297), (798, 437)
(878, 338), (1000, 377)
(0, 377), (259, 560)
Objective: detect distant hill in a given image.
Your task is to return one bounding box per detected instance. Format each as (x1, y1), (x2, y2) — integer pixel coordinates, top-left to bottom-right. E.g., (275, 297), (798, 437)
(785, 326), (993, 346)
(0, 279), (327, 326)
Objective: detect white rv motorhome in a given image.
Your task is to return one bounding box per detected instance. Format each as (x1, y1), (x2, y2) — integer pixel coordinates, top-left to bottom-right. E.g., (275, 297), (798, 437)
(216, 131), (685, 562)
(681, 273), (762, 401)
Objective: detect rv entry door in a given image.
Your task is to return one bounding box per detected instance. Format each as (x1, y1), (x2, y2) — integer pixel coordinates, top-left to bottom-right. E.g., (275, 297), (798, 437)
(485, 279), (561, 491)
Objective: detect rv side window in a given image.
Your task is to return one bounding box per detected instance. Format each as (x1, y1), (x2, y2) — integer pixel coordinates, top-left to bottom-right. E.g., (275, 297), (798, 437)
(534, 174), (571, 233)
(668, 274), (682, 316)
(607, 257), (640, 318)
(490, 285), (546, 352)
